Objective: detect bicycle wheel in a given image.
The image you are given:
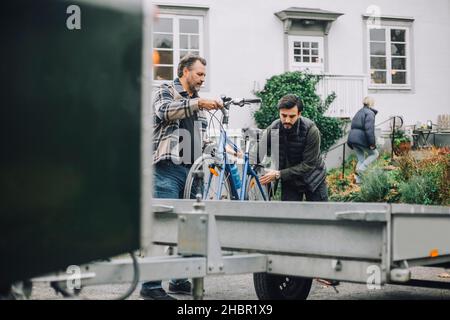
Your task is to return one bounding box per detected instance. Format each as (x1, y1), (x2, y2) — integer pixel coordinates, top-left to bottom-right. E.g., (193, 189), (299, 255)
(184, 155), (232, 200)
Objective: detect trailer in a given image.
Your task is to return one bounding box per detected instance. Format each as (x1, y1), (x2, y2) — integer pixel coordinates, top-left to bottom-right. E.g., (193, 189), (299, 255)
(30, 198), (450, 300)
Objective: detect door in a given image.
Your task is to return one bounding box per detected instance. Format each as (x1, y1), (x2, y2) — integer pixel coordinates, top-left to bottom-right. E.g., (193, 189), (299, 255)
(288, 36), (324, 74)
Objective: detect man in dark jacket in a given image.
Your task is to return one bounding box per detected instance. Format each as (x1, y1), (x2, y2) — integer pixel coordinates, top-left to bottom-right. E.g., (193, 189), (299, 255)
(347, 96), (379, 184)
(259, 95), (339, 287)
(259, 94), (328, 202)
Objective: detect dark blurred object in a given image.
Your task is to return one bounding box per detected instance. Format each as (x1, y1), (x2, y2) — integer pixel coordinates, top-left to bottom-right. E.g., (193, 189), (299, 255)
(0, 0), (143, 288)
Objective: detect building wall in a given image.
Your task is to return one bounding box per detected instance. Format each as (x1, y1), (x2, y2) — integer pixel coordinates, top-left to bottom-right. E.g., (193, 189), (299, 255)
(153, 0), (450, 131)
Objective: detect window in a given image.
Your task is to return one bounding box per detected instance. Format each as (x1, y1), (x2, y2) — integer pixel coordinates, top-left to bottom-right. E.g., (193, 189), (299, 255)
(368, 26), (410, 88)
(153, 14), (204, 81)
(288, 36), (324, 74)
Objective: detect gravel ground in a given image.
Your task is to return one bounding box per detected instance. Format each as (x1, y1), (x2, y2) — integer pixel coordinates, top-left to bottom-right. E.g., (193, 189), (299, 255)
(29, 267), (450, 300)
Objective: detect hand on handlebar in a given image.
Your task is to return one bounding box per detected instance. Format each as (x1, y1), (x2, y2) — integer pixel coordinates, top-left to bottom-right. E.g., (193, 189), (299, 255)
(199, 98), (223, 111)
(220, 96), (261, 108)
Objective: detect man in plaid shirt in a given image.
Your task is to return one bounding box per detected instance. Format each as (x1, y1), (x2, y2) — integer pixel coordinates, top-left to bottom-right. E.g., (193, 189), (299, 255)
(141, 54), (222, 300)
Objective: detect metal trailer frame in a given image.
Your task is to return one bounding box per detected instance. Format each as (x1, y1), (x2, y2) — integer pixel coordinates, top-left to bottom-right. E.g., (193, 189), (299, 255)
(30, 1), (450, 300)
(32, 198), (450, 300)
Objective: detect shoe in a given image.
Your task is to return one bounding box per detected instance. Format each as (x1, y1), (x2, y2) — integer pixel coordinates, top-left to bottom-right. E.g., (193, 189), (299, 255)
(328, 279), (341, 286)
(316, 278), (341, 286)
(316, 279), (341, 287)
(168, 281), (192, 295)
(316, 278), (340, 293)
(140, 287), (176, 300)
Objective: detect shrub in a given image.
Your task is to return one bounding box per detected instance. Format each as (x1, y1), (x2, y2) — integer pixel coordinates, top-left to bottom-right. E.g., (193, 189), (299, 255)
(396, 150), (449, 205)
(395, 154), (418, 182)
(358, 168), (391, 202)
(328, 187), (361, 202)
(253, 71), (344, 153)
(399, 175), (438, 205)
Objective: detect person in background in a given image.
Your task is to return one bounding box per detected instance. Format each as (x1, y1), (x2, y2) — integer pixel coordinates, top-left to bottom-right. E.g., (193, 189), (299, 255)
(347, 96), (379, 184)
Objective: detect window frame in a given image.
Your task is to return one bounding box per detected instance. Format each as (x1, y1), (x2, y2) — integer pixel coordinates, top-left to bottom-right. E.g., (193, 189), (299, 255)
(288, 35), (325, 73)
(153, 13), (205, 84)
(366, 24), (412, 90)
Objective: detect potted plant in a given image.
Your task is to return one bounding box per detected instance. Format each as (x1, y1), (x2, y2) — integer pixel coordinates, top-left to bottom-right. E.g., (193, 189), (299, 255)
(393, 130), (412, 155)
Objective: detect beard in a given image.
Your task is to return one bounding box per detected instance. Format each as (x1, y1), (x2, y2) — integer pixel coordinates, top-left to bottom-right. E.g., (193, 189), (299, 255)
(191, 84), (201, 93)
(188, 78), (202, 94)
(281, 121), (298, 133)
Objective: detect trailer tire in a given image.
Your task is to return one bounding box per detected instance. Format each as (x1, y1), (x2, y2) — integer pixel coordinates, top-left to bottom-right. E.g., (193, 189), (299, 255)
(253, 273), (312, 300)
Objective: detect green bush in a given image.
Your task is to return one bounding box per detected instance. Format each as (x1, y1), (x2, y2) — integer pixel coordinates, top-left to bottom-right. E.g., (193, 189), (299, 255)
(358, 168), (391, 202)
(399, 175), (437, 205)
(395, 154), (418, 182)
(253, 71), (344, 153)
(395, 152), (448, 205)
(421, 159), (448, 205)
(329, 189), (361, 202)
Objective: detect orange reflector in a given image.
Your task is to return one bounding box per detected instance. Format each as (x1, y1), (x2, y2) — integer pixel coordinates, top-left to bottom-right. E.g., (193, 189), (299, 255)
(430, 249), (439, 258)
(250, 180), (256, 189)
(209, 168), (219, 177)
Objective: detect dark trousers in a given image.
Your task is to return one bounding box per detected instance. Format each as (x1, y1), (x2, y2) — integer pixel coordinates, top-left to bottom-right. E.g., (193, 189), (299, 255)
(281, 180), (328, 202)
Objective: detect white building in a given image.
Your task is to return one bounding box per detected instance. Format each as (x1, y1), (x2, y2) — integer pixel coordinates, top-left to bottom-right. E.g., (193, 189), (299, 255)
(152, 0), (450, 133)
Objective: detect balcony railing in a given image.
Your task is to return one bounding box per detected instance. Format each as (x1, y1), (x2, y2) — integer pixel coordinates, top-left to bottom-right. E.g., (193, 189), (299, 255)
(316, 74), (368, 119)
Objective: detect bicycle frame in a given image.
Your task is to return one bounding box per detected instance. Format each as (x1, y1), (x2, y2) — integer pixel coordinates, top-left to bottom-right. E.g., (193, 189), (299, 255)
(205, 127), (268, 201)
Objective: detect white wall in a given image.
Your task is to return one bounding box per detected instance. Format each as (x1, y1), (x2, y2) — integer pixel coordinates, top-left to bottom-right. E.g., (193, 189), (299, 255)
(154, 0), (450, 131)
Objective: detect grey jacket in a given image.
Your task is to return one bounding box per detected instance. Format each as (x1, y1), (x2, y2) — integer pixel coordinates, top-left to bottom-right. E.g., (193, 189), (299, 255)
(347, 106), (378, 149)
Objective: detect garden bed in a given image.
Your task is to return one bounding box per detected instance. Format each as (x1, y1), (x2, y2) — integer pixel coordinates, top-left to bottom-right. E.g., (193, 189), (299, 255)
(327, 147), (450, 206)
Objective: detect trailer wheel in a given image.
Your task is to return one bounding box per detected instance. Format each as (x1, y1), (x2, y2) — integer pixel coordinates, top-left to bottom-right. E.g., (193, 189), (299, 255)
(253, 273), (312, 300)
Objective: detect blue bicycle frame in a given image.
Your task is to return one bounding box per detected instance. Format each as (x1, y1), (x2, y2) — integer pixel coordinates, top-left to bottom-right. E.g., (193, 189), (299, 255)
(204, 128), (268, 201)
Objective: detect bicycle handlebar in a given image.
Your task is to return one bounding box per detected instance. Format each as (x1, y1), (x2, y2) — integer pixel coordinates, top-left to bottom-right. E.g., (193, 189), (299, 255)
(217, 96), (261, 125)
(234, 98), (262, 105)
(220, 96), (261, 109)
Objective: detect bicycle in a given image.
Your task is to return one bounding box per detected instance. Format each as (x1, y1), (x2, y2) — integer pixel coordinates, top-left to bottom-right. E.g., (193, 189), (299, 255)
(183, 96), (270, 201)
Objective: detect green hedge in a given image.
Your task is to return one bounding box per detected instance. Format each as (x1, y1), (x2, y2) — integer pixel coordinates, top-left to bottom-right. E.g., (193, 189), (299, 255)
(253, 71), (344, 152)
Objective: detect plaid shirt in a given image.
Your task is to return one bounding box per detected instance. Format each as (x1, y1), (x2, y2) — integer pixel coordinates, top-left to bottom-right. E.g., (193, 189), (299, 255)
(152, 78), (209, 164)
